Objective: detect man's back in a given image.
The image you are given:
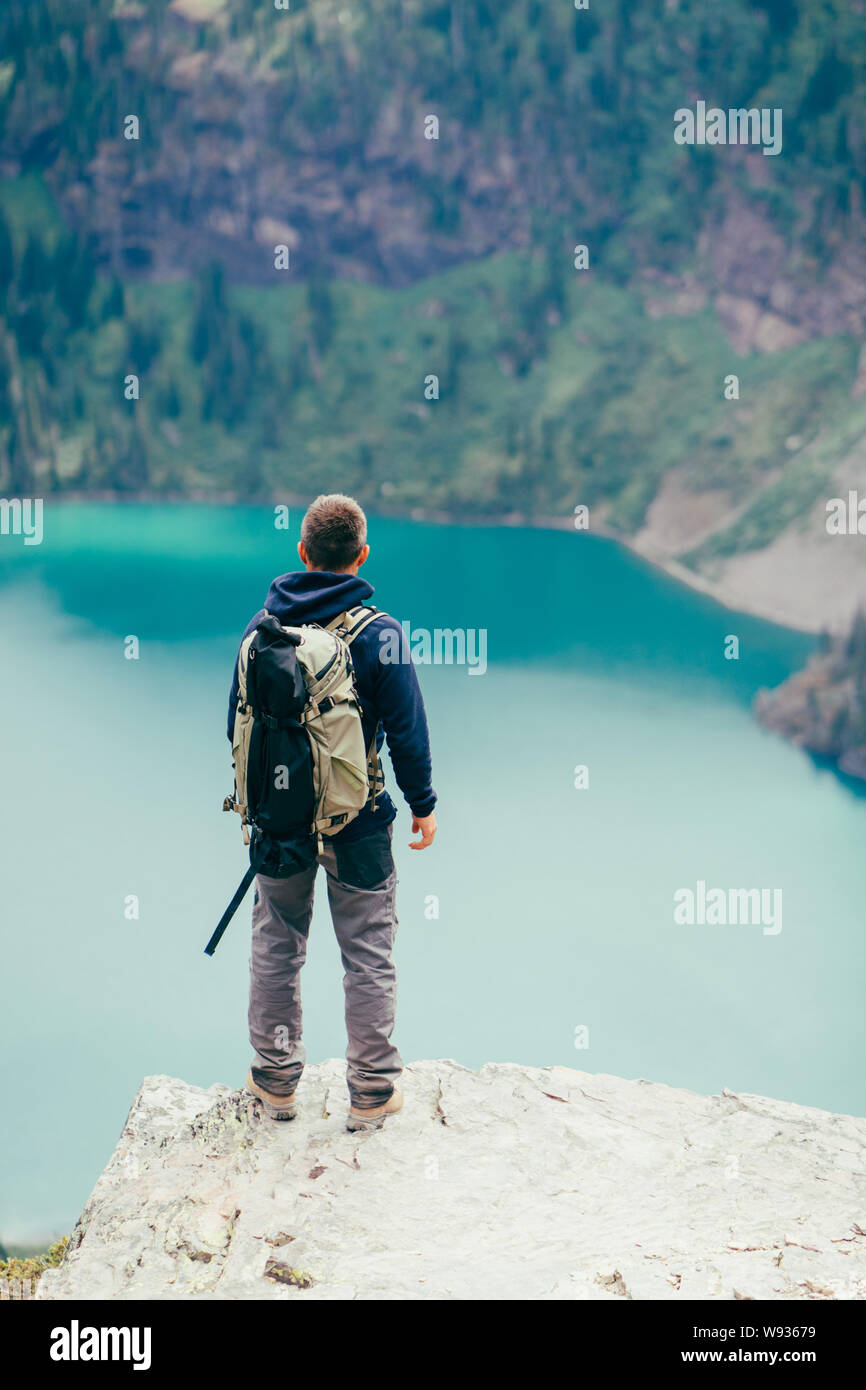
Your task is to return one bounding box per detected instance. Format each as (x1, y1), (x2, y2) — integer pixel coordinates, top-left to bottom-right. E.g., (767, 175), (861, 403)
(228, 567), (436, 842)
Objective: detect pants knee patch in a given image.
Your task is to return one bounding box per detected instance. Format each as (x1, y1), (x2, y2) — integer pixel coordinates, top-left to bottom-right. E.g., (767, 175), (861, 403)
(333, 827), (394, 890)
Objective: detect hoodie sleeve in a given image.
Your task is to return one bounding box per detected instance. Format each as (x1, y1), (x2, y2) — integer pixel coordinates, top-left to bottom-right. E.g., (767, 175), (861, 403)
(369, 618), (437, 819)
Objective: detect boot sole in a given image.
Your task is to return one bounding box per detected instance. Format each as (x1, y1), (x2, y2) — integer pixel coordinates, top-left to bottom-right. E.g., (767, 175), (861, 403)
(346, 1097), (402, 1132)
(258, 1101), (296, 1121)
(346, 1111), (388, 1132)
(245, 1078), (297, 1121)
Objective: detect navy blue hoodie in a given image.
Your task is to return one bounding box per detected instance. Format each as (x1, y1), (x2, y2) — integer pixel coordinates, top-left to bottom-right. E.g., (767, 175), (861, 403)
(227, 570), (437, 843)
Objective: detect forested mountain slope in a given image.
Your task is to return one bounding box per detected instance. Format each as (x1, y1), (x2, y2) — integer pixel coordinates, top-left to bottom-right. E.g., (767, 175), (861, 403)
(2, 0), (866, 626)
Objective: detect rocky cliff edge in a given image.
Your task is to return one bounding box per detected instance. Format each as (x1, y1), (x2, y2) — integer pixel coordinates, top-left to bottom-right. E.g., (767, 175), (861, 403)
(37, 1060), (866, 1301)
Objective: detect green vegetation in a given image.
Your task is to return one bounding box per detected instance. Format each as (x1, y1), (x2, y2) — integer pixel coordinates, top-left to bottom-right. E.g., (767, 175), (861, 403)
(0, 0), (864, 540)
(686, 388), (866, 564)
(0, 1236), (69, 1296)
(0, 204), (859, 532)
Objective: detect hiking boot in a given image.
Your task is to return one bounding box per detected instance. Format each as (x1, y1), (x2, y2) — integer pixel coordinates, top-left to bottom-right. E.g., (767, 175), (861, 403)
(346, 1086), (403, 1132)
(245, 1069), (297, 1121)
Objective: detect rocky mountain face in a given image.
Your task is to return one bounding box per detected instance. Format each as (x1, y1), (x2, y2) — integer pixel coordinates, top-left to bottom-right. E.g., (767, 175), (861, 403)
(38, 1059), (866, 1301)
(756, 612), (866, 779)
(6, 3), (866, 322)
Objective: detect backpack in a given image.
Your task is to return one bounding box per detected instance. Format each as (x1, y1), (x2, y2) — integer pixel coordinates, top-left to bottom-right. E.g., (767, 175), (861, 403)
(205, 604), (385, 956)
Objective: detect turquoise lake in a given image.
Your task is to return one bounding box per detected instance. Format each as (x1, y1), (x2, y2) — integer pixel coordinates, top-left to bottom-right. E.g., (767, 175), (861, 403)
(1, 503), (864, 1244)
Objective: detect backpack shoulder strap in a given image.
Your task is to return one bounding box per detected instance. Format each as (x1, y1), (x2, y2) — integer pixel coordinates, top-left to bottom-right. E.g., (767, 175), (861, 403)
(326, 604), (388, 647)
(237, 628), (259, 705)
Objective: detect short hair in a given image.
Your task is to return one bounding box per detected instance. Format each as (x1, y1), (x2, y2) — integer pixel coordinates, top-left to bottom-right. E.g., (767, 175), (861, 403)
(301, 494), (367, 571)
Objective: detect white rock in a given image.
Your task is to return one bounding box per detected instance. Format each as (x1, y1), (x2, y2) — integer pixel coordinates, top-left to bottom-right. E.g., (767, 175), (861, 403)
(37, 1061), (866, 1301)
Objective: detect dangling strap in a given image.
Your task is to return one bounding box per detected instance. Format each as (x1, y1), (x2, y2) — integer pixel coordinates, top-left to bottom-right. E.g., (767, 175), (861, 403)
(365, 736), (377, 811)
(204, 863), (257, 957)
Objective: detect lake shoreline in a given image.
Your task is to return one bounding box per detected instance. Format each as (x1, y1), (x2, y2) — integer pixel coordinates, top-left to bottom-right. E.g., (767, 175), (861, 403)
(44, 490), (816, 636)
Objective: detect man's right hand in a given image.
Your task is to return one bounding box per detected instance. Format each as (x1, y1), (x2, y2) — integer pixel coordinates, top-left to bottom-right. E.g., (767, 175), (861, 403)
(409, 813), (437, 850)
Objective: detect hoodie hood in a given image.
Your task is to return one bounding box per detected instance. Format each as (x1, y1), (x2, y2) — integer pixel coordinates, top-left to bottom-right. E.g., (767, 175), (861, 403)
(261, 570), (375, 627)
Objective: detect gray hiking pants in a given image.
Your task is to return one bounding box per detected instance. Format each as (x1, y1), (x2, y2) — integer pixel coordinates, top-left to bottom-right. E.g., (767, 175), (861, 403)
(248, 822), (402, 1109)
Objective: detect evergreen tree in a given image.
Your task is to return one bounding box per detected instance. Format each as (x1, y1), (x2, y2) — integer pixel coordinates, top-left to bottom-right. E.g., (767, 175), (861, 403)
(190, 263), (225, 365)
(53, 235), (96, 328)
(18, 234), (51, 302)
(0, 211), (14, 300)
(306, 273), (335, 358)
(102, 276), (125, 321)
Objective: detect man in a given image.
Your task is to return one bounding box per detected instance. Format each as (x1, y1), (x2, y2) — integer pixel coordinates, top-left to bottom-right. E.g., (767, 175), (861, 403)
(227, 494), (437, 1131)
